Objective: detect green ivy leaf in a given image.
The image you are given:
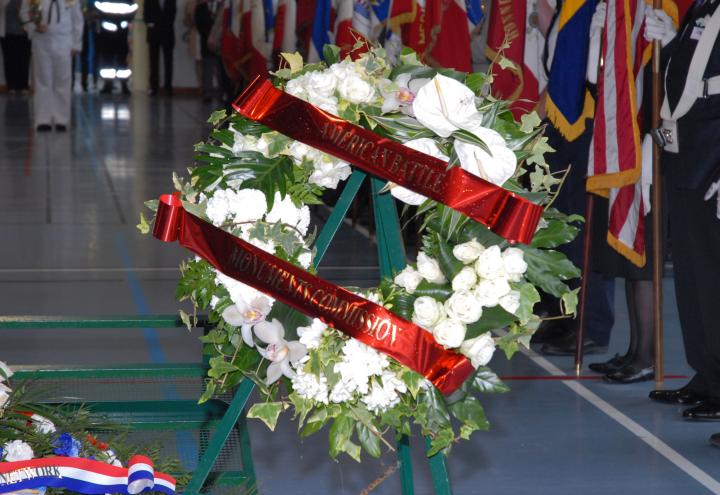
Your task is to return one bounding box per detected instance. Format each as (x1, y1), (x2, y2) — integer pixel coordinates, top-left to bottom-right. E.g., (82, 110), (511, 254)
(137, 212), (151, 234)
(449, 396), (489, 439)
(356, 423), (382, 458)
(281, 51), (304, 73)
(562, 288), (580, 315)
(323, 44), (341, 65)
(207, 109), (228, 126)
(465, 72), (488, 94)
(329, 414), (361, 461)
(198, 381), (216, 404)
(426, 428), (455, 457)
(516, 283), (541, 324)
(247, 402), (286, 431)
(473, 367), (510, 394)
(520, 112), (541, 133)
(207, 356), (239, 378)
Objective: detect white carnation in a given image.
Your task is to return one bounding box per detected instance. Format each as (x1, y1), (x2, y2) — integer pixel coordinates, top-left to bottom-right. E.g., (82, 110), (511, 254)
(329, 380), (355, 403)
(266, 193), (311, 235)
(473, 278), (511, 308)
(298, 250), (313, 269)
(297, 318), (327, 349)
(499, 290), (521, 315)
(3, 440), (34, 462)
(452, 266), (478, 292)
(502, 247), (528, 282)
(474, 245), (506, 280)
(432, 319), (467, 348)
(412, 296), (445, 329)
(460, 333), (496, 368)
(334, 339), (389, 395)
(444, 290), (483, 324)
(205, 189), (232, 225)
(291, 368), (329, 404)
(361, 371), (407, 413)
(394, 266), (424, 294)
(453, 239), (485, 264)
(416, 252), (447, 284)
(309, 158), (352, 189)
(230, 188), (268, 224)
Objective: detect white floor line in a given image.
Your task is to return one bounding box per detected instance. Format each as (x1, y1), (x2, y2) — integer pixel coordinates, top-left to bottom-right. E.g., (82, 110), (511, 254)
(523, 345), (720, 494)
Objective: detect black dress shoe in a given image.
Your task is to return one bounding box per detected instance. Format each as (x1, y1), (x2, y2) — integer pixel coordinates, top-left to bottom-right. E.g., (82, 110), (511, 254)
(710, 433), (720, 448)
(540, 333), (608, 356)
(530, 320), (572, 345)
(589, 353), (627, 374)
(36, 124), (52, 132)
(683, 401), (720, 421)
(604, 365), (654, 384)
(649, 386), (707, 405)
(55, 124), (67, 132)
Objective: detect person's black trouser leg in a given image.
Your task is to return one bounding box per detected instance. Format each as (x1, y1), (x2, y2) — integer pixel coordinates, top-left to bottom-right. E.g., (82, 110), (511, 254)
(162, 40), (174, 91)
(149, 40), (160, 92)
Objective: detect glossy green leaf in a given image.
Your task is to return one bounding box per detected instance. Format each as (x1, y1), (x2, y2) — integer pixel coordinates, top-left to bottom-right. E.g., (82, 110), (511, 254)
(247, 402), (286, 431)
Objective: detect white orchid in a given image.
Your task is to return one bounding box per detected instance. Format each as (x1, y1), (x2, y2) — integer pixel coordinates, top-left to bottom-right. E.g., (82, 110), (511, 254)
(455, 126), (518, 186)
(412, 74), (481, 137)
(222, 297), (272, 347)
(254, 319), (307, 385)
(380, 73), (430, 114)
(390, 138), (448, 205)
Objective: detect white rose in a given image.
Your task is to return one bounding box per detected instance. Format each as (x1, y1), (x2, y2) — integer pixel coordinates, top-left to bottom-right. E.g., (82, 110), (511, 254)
(412, 296), (445, 329)
(0, 361), (13, 380)
(433, 319), (467, 348)
(3, 440), (34, 462)
(452, 266), (478, 292)
(285, 76), (308, 98)
(473, 278), (511, 308)
(474, 245), (506, 280)
(416, 252), (447, 284)
(306, 70), (338, 97)
(338, 75), (375, 104)
(309, 158), (352, 189)
(453, 239), (485, 264)
(502, 247), (528, 282)
(231, 188), (268, 223)
(499, 290), (521, 315)
(394, 266), (424, 294)
(460, 333), (496, 367)
(444, 290), (483, 324)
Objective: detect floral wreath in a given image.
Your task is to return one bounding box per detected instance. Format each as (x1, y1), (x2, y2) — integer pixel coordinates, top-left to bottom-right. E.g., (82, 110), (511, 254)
(141, 47), (581, 461)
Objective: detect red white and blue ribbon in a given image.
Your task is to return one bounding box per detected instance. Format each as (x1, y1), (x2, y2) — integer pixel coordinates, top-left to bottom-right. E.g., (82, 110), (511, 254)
(0, 455), (176, 495)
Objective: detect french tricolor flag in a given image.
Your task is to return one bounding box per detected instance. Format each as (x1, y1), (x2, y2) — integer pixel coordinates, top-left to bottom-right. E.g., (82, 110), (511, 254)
(0, 455), (176, 495)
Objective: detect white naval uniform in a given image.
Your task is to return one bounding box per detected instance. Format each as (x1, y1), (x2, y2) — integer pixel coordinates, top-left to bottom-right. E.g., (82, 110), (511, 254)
(21, 0), (83, 126)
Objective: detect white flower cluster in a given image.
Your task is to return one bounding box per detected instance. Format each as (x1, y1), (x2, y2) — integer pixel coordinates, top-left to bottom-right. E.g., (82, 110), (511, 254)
(288, 141), (352, 190)
(394, 240), (528, 367)
(291, 339), (407, 413)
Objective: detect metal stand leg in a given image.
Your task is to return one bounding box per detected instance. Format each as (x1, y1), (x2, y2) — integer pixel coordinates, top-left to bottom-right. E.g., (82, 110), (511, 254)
(397, 434), (415, 495)
(425, 437), (453, 495)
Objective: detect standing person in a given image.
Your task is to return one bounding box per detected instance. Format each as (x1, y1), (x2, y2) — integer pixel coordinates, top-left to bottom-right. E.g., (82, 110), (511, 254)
(1, 0), (32, 93)
(21, 0), (83, 131)
(643, 2), (720, 430)
(194, 0), (219, 102)
(94, 0), (136, 94)
(144, 0), (176, 95)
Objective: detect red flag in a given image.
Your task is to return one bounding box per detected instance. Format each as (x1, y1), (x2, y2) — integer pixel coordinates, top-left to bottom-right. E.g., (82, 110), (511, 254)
(424, 0), (471, 71)
(485, 0), (554, 118)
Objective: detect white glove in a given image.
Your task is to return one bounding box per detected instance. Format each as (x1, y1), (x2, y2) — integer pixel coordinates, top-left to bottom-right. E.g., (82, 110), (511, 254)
(587, 2), (606, 84)
(591, 2), (607, 32)
(644, 6), (676, 47)
(704, 179), (720, 220)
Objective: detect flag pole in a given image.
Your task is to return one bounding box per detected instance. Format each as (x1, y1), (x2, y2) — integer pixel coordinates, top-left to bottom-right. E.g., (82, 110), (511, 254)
(575, 193), (595, 375)
(651, 0), (664, 387)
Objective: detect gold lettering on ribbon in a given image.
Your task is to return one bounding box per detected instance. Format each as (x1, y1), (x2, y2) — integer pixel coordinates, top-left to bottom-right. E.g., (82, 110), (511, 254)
(227, 244), (402, 347)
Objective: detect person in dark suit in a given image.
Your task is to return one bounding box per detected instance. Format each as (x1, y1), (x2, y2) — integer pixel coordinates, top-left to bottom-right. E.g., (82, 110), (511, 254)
(644, 1), (720, 437)
(144, 0), (176, 95)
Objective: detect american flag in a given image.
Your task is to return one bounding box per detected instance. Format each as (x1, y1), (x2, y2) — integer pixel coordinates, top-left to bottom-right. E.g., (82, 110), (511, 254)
(587, 0), (677, 267)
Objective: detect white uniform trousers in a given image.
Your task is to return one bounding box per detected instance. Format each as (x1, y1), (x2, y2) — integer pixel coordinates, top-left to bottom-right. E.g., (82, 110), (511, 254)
(33, 35), (73, 126)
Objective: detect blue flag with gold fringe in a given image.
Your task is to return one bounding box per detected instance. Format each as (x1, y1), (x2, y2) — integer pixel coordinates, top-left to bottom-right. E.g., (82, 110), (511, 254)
(546, 0), (598, 141)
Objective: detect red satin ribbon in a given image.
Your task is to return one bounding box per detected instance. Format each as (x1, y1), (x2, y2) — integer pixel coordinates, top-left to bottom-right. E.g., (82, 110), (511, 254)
(153, 194), (474, 395)
(232, 77), (543, 245)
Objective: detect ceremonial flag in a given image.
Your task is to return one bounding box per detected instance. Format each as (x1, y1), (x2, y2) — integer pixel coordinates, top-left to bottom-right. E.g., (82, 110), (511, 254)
(241, 0), (270, 80)
(587, 0), (678, 266)
(545, 0), (597, 140)
(425, 0), (472, 71)
(466, 0), (483, 32)
(402, 0), (428, 57)
(308, 0), (331, 61)
(273, 0), (297, 53)
(296, 0), (317, 56)
(335, 0), (359, 57)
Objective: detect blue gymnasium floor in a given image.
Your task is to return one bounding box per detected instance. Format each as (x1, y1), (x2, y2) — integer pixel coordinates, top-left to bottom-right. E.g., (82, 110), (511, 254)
(1, 92), (719, 495)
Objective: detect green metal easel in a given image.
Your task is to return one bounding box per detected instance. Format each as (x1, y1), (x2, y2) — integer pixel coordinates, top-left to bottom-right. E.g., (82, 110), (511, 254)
(0, 171), (454, 494)
(184, 170), (454, 494)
